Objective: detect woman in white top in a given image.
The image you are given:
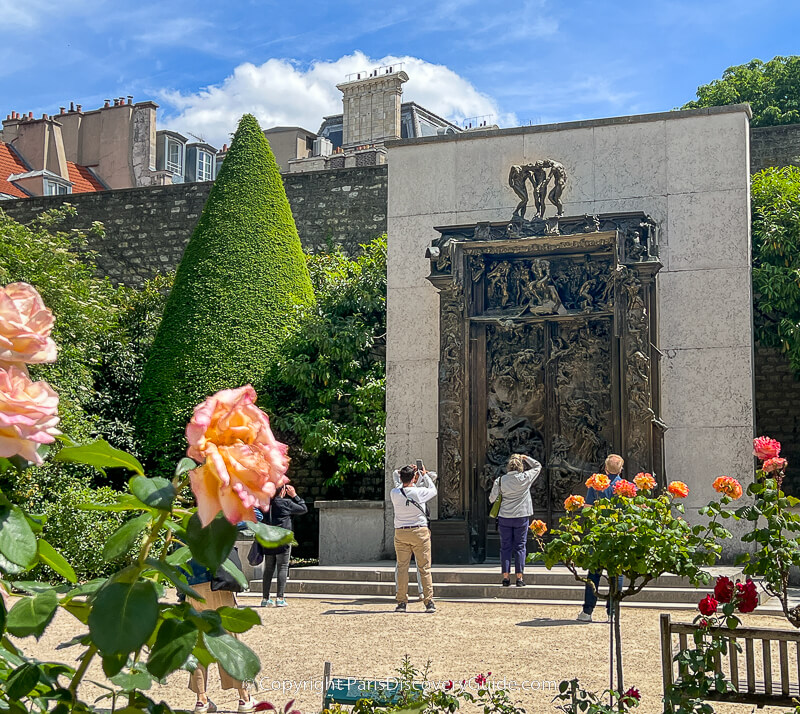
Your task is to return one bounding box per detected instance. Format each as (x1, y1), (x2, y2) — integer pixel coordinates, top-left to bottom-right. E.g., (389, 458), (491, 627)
(489, 454), (542, 586)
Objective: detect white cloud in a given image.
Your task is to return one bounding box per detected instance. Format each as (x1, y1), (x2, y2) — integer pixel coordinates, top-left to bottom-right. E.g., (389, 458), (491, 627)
(157, 52), (517, 147)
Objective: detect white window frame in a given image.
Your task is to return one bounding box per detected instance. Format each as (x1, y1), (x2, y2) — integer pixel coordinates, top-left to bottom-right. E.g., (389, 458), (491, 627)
(197, 150), (213, 182)
(165, 137), (184, 175)
(44, 179), (70, 195)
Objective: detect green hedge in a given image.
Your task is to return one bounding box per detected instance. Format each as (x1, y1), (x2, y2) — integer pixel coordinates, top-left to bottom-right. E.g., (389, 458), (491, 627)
(137, 114), (314, 468)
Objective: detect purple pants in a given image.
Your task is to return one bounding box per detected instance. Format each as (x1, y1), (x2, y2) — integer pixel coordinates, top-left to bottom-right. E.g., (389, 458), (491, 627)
(498, 516), (530, 574)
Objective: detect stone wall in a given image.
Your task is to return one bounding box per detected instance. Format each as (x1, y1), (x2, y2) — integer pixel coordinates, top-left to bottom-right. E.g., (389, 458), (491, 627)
(750, 125), (800, 173)
(0, 165), (388, 286)
(755, 346), (800, 493)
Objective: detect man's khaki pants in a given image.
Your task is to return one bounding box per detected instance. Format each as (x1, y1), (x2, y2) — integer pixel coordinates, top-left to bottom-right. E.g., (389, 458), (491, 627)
(394, 526), (433, 604)
(187, 582), (242, 694)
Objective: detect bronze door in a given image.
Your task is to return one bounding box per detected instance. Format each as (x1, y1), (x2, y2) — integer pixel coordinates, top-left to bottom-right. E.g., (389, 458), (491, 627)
(470, 251), (616, 561)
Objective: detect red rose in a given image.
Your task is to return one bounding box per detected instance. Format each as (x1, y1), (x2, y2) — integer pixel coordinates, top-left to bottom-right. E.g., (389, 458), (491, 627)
(623, 687), (641, 702)
(753, 436), (781, 461)
(736, 580), (759, 613)
(713, 576), (735, 604)
(475, 674), (487, 686)
(698, 595), (718, 616)
(444, 681), (453, 691)
(698, 618), (710, 628)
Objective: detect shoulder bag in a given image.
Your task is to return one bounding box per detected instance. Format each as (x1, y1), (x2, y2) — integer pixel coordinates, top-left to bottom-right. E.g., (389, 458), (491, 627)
(210, 545), (245, 592)
(489, 477), (503, 519)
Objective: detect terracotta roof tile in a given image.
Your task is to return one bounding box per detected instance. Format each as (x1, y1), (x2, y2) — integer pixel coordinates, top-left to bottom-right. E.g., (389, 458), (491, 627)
(67, 162), (105, 193)
(0, 143), (30, 198)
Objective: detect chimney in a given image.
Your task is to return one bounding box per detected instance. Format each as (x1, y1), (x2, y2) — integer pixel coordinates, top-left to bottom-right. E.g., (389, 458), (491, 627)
(76, 104), (82, 112)
(28, 112), (33, 120)
(104, 100), (111, 108)
(127, 95), (133, 105)
(337, 67), (408, 148)
(60, 107), (66, 114)
(69, 102), (75, 112)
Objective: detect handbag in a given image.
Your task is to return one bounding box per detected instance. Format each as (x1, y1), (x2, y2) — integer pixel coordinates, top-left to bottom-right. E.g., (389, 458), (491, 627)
(489, 478), (503, 519)
(210, 546), (245, 592)
(247, 540), (264, 567)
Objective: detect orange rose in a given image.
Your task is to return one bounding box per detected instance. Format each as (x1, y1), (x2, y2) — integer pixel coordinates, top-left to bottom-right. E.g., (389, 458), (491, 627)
(564, 495), (586, 512)
(585, 473), (610, 491)
(0, 283), (57, 367)
(0, 365), (60, 465)
(186, 385), (289, 526)
(667, 481), (689, 498)
(613, 479), (638, 498)
(633, 472), (656, 491)
(712, 476), (743, 500)
(530, 519), (548, 536)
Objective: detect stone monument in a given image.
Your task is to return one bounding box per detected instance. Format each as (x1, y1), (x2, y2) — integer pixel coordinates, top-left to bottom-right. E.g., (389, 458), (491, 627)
(425, 165), (664, 561)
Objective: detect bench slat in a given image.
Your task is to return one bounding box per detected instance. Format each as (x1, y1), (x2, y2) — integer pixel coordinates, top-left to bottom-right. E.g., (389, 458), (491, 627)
(746, 638), (755, 693)
(729, 637), (739, 690)
(669, 623), (800, 642)
(763, 640), (773, 695)
(780, 640), (790, 696)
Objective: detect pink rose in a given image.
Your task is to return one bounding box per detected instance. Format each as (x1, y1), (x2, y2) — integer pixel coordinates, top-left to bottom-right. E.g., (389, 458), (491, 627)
(763, 457), (788, 474)
(753, 436), (781, 461)
(186, 385), (289, 526)
(0, 283), (57, 367)
(0, 365), (60, 465)
(613, 479), (638, 498)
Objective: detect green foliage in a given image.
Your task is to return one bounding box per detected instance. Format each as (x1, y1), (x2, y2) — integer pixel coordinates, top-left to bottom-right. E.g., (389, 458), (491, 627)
(0, 206), (121, 438)
(682, 56), (800, 127)
(553, 679), (640, 714)
(751, 167), (800, 372)
(0, 439), (293, 712)
(12, 465), (128, 580)
(267, 236), (387, 484)
(137, 114), (314, 470)
(87, 273), (173, 462)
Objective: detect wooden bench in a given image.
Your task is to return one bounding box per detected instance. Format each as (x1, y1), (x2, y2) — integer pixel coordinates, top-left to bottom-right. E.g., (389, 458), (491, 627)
(321, 661), (425, 710)
(661, 613), (800, 708)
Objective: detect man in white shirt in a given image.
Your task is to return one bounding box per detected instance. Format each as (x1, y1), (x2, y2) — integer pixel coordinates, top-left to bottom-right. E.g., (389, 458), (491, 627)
(390, 464), (437, 613)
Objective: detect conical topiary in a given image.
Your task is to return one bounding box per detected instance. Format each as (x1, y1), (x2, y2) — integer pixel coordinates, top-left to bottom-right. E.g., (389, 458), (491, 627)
(136, 114), (314, 467)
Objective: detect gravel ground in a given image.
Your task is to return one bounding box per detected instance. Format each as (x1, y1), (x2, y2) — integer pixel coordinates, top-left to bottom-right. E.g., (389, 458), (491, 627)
(16, 597), (792, 714)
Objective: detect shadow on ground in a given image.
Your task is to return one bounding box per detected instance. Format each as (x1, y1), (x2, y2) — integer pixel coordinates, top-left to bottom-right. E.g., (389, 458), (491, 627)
(517, 618), (602, 627)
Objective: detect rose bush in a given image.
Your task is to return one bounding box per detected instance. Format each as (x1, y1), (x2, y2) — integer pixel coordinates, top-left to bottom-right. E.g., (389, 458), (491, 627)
(0, 283), (294, 713)
(664, 574), (759, 713)
(535, 479), (730, 694)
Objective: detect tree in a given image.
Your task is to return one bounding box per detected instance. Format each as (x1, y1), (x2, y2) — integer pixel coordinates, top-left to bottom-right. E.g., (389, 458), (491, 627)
(682, 56), (800, 127)
(136, 114), (314, 469)
(266, 236), (386, 484)
(750, 166), (800, 372)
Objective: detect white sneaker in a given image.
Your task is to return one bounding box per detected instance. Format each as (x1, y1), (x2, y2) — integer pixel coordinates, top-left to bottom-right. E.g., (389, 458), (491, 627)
(577, 611), (592, 622)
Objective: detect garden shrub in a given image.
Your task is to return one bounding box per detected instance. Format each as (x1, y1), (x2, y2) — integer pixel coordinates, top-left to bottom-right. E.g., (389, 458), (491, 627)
(751, 166), (800, 372)
(5, 462), (127, 581)
(266, 236), (386, 484)
(0, 206), (121, 439)
(137, 114), (314, 470)
(87, 273), (173, 471)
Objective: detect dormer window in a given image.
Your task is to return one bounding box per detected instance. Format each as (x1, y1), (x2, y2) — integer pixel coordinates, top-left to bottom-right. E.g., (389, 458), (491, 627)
(197, 151), (213, 182)
(166, 138), (184, 175)
(44, 179), (70, 195)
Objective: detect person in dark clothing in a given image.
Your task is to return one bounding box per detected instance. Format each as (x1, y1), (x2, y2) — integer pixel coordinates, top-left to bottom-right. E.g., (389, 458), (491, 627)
(577, 453), (625, 622)
(258, 482), (307, 607)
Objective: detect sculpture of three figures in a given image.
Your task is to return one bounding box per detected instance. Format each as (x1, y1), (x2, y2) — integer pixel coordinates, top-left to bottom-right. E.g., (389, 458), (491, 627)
(508, 160), (567, 219)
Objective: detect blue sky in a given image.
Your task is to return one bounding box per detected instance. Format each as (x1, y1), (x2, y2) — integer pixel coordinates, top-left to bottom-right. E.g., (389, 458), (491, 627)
(2, 0), (797, 147)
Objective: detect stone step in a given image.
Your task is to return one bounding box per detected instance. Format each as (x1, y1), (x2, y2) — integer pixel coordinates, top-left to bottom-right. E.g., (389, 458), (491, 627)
(265, 578), (717, 604)
(285, 564), (742, 590)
